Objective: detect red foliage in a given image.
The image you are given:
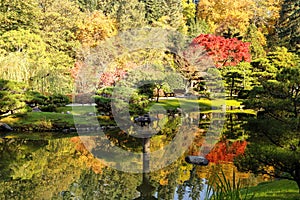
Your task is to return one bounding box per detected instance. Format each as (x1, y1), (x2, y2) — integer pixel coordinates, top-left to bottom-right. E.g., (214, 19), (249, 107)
(71, 61), (126, 87)
(192, 34), (251, 68)
(206, 140), (247, 163)
(71, 61), (83, 79)
(99, 68), (126, 87)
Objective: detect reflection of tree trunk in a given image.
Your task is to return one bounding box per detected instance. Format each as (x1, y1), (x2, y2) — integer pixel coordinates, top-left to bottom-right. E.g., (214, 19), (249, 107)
(143, 137), (150, 172)
(134, 137), (157, 199)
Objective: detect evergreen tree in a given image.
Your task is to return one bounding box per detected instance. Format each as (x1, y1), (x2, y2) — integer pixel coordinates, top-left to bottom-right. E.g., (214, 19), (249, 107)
(244, 24), (266, 59)
(143, 0), (168, 24)
(115, 0), (146, 31)
(235, 50), (300, 193)
(277, 0), (300, 54)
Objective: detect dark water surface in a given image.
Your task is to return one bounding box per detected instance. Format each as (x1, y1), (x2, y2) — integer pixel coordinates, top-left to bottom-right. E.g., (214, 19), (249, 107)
(0, 113), (266, 199)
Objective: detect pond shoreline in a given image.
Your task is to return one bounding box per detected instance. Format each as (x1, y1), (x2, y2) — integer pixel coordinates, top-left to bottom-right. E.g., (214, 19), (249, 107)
(0, 111), (117, 133)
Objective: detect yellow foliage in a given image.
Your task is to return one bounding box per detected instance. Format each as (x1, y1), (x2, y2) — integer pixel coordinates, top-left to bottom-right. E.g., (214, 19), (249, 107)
(160, 178), (169, 185)
(70, 137), (105, 174)
(251, 0), (284, 34)
(177, 164), (193, 184)
(197, 0), (283, 36)
(76, 11), (117, 47)
(0, 115), (20, 124)
(197, 0), (255, 35)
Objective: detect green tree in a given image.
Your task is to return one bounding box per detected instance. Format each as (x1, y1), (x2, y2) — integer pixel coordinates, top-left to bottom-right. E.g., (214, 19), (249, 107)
(187, 18), (210, 38)
(0, 29), (74, 94)
(221, 62), (253, 99)
(38, 0), (82, 58)
(115, 0), (146, 31)
(277, 0), (300, 54)
(235, 59), (300, 192)
(0, 0), (41, 35)
(75, 0), (101, 11)
(250, 47), (298, 86)
(143, 0), (167, 24)
(143, 0), (187, 32)
(95, 0), (146, 31)
(244, 24), (266, 59)
(0, 79), (29, 114)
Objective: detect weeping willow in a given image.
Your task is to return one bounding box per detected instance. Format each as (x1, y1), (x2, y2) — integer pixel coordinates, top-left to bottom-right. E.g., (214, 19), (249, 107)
(0, 52), (73, 94)
(0, 52), (29, 83)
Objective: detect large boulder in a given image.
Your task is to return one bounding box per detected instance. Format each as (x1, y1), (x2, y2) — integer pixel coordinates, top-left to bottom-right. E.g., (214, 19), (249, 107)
(0, 123), (13, 131)
(185, 156), (209, 166)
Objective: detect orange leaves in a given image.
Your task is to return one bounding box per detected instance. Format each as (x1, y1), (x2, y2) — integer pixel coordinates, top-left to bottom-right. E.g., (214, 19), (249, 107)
(76, 11), (117, 47)
(70, 137), (105, 174)
(206, 140), (247, 163)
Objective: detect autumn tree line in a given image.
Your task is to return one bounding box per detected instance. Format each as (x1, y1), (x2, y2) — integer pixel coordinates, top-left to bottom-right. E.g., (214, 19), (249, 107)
(0, 0), (298, 108)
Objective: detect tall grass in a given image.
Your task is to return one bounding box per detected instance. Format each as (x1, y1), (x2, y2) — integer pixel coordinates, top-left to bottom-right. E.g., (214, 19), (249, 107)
(204, 169), (254, 200)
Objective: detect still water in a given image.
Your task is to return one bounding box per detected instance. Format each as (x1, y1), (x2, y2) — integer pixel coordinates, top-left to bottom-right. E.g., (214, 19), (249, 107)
(0, 113), (266, 199)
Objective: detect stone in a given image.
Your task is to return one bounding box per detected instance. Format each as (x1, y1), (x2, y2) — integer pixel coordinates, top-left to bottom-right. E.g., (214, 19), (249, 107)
(185, 156), (209, 166)
(0, 123), (13, 131)
(32, 107), (41, 112)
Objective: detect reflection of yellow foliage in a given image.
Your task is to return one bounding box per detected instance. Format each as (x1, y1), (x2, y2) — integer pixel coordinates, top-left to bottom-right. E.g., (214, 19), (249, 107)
(0, 115), (20, 124)
(177, 164), (193, 184)
(160, 178), (169, 185)
(262, 165), (275, 181)
(70, 137), (105, 174)
(150, 135), (168, 151)
(151, 165), (174, 186)
(196, 162), (267, 187)
(36, 119), (53, 130)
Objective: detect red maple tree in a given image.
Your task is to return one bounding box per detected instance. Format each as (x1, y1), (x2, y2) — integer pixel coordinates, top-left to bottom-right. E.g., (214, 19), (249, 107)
(192, 34), (251, 68)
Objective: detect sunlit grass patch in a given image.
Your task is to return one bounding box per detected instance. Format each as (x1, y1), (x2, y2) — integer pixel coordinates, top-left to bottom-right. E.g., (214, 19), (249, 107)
(154, 99), (244, 112)
(245, 179), (300, 200)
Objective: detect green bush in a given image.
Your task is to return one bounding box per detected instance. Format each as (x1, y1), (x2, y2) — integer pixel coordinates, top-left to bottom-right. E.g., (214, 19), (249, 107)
(50, 94), (70, 107)
(25, 91), (49, 106)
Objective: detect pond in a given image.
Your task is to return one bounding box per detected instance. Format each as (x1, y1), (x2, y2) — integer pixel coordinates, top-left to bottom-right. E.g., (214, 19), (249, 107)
(0, 113), (267, 199)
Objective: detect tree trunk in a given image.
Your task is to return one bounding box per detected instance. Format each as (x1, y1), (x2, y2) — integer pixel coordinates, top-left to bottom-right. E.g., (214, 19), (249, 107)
(295, 167), (300, 193)
(156, 88), (160, 103)
(230, 77), (234, 99)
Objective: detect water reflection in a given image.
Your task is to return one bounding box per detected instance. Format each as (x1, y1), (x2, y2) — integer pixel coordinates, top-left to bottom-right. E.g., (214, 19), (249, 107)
(0, 113), (267, 199)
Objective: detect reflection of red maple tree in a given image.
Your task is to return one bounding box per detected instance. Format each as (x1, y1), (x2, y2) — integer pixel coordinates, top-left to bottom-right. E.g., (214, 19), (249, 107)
(192, 34), (251, 68)
(206, 140), (247, 163)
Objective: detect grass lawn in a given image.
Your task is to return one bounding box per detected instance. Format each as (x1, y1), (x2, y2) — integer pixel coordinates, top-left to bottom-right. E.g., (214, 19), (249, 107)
(153, 98), (255, 114)
(244, 179), (300, 199)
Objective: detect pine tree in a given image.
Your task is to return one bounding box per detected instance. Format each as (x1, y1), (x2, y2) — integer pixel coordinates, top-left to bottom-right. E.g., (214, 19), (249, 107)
(143, 0), (168, 24)
(115, 0), (146, 31)
(244, 24), (266, 59)
(277, 0), (300, 54)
